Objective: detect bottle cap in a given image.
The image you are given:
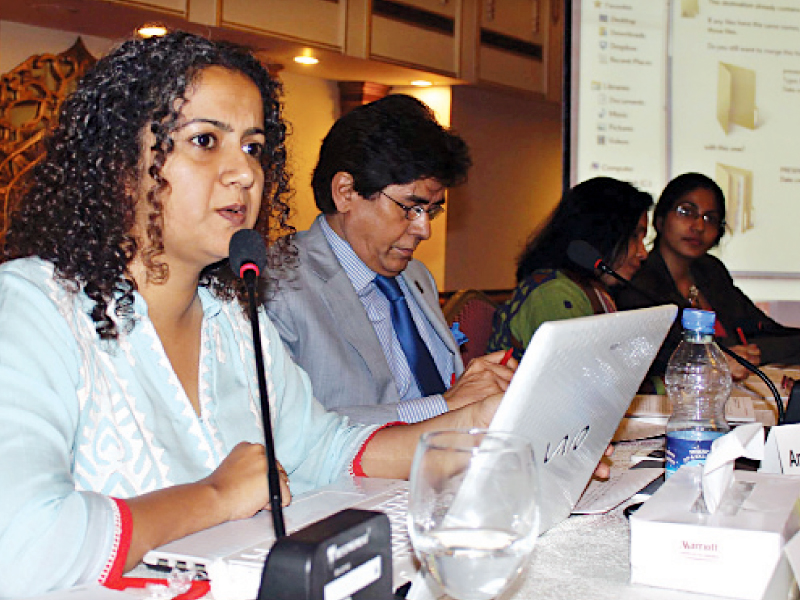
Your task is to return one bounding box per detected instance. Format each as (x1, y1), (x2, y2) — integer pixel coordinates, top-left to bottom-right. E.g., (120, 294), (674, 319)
(682, 308), (716, 333)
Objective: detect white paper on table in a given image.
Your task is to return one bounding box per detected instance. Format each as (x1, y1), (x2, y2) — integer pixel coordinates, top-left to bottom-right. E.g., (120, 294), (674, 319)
(612, 418), (666, 442)
(572, 467), (663, 514)
(626, 395), (755, 423)
(702, 423), (764, 513)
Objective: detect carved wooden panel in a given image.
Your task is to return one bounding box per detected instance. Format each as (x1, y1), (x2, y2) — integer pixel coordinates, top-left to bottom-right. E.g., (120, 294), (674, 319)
(0, 38), (96, 244)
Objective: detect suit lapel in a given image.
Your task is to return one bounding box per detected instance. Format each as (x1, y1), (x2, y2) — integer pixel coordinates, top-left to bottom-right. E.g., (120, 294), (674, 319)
(304, 220), (397, 388)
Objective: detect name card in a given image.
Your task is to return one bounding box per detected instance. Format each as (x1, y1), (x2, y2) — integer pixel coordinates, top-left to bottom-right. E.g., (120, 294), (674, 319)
(760, 423), (800, 474)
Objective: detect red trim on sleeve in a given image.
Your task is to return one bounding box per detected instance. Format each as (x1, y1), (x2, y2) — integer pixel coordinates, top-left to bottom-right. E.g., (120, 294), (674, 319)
(107, 576), (211, 599)
(100, 498), (133, 588)
(351, 422), (406, 477)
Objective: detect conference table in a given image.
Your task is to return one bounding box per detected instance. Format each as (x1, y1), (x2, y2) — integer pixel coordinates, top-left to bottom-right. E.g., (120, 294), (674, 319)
(121, 370), (789, 600)
(498, 439), (732, 600)
(503, 371), (788, 600)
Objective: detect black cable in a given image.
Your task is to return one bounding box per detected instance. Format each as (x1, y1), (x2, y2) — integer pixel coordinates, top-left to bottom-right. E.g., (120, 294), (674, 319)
(718, 344), (785, 425)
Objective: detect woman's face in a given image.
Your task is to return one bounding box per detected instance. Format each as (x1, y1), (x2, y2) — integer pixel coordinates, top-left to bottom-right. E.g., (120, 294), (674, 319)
(657, 187), (722, 262)
(607, 211), (648, 284)
(139, 66), (266, 274)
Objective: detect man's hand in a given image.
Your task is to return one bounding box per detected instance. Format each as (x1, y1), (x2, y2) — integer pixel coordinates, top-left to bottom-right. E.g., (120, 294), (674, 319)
(592, 445), (614, 480)
(443, 350), (517, 411)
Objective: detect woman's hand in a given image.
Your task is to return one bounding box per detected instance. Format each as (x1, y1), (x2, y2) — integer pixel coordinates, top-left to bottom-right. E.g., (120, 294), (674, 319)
(124, 443), (291, 570)
(202, 442), (291, 521)
(726, 344), (761, 381)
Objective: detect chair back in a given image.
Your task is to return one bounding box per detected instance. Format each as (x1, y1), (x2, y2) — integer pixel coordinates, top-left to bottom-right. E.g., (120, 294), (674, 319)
(442, 289), (498, 365)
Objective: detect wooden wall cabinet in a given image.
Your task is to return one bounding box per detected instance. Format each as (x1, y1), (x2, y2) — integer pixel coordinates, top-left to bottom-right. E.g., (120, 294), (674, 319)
(115, 0), (188, 15)
(221, 0), (344, 49)
(87, 0), (563, 98)
(369, 0), (459, 76)
(477, 0), (552, 96)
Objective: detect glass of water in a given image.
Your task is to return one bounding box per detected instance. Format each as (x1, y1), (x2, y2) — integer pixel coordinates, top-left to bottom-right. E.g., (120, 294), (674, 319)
(407, 429), (539, 600)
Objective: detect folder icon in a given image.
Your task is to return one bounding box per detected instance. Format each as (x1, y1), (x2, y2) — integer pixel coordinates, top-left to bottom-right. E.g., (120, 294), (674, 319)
(681, 0), (699, 17)
(717, 62), (758, 134)
(716, 164), (754, 234)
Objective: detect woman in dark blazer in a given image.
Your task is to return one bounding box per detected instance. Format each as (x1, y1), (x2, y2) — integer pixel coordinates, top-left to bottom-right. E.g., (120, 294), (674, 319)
(616, 172), (800, 379)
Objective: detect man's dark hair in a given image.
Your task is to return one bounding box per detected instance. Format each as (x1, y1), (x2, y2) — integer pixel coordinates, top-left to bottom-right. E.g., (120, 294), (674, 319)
(311, 94), (471, 213)
(516, 177), (653, 282)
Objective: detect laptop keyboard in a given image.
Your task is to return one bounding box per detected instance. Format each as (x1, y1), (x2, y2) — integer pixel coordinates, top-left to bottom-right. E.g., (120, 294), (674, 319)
(223, 484), (417, 589)
(357, 486), (416, 585)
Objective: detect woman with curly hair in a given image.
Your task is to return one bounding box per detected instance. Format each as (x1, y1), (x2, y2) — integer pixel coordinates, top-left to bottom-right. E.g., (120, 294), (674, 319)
(488, 177), (652, 359)
(0, 31), (498, 596)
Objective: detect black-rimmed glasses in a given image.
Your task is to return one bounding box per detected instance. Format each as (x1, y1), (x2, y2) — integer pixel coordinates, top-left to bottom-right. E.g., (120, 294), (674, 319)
(381, 191), (445, 221)
(674, 202), (725, 228)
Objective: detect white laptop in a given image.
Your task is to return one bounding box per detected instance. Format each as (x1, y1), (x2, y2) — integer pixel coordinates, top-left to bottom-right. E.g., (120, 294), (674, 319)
(489, 303), (676, 533)
(143, 304), (676, 599)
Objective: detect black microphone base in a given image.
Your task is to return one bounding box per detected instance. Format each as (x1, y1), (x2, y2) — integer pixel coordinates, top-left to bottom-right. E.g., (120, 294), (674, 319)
(258, 509), (394, 600)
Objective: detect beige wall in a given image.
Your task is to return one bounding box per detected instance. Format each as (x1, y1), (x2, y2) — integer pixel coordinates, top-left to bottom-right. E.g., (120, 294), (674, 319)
(446, 85), (563, 291)
(0, 21), (112, 71)
(279, 71), (338, 233)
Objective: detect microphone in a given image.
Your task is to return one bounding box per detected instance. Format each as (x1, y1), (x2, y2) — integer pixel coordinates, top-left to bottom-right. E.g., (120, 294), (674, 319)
(567, 239), (632, 289)
(230, 228), (268, 281)
(229, 232), (397, 598)
(229, 229), (286, 538)
(567, 239), (787, 424)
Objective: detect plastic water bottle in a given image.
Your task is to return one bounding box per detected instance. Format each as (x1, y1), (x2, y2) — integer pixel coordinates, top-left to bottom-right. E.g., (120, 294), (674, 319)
(664, 309), (731, 479)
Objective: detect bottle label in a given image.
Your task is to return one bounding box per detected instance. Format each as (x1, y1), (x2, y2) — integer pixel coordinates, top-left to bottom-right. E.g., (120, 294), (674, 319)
(665, 430), (724, 478)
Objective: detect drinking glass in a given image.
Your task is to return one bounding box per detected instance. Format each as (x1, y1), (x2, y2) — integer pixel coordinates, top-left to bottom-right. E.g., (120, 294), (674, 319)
(407, 429), (539, 600)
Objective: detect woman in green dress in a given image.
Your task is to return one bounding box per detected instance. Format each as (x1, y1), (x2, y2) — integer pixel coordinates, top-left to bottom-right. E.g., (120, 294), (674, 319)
(488, 177), (652, 359)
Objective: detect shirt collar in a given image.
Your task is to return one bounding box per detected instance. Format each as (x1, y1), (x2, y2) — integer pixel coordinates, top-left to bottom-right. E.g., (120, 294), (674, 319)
(318, 215), (379, 297)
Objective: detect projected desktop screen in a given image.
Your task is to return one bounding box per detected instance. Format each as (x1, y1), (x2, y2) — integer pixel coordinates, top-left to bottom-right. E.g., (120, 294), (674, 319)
(569, 0), (800, 276)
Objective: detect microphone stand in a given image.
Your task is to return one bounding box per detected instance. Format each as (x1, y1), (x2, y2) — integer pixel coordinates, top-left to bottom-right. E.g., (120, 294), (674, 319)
(242, 268), (286, 539)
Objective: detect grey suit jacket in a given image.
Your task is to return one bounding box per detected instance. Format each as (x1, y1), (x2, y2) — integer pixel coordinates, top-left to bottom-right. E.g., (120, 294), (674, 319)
(266, 218), (464, 425)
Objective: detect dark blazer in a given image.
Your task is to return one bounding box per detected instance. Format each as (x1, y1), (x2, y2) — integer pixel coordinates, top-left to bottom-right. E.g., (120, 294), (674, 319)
(615, 250), (800, 375)
(265, 218), (464, 425)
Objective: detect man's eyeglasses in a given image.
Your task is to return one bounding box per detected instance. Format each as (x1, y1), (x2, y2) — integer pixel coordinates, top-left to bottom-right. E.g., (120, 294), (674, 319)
(381, 191), (445, 221)
(674, 203), (725, 228)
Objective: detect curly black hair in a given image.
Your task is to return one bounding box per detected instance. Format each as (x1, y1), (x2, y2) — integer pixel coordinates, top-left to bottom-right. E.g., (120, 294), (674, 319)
(515, 177), (653, 282)
(2, 30), (294, 340)
(311, 94), (471, 213)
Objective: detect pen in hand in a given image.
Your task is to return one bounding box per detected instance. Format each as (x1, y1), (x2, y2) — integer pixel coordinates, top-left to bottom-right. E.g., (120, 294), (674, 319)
(736, 327), (748, 346)
(500, 348), (514, 366)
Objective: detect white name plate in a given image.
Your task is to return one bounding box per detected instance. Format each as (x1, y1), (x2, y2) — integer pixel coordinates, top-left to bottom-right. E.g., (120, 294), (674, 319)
(760, 423), (800, 474)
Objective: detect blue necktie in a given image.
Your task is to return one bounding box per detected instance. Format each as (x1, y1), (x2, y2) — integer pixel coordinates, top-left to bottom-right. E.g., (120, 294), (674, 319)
(374, 275), (446, 396)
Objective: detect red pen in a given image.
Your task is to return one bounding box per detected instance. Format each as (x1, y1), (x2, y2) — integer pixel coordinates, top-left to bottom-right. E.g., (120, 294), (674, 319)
(736, 327), (748, 346)
(500, 348), (514, 366)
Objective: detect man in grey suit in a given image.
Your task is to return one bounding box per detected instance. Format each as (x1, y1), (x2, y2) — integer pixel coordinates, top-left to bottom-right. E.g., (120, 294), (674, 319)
(266, 94), (514, 425)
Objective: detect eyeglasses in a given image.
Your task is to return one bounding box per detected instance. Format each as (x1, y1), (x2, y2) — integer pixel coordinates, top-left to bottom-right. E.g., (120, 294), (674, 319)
(381, 191), (445, 221)
(674, 203), (725, 228)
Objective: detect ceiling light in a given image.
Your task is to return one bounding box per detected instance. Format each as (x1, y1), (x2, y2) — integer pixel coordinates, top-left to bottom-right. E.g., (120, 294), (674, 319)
(137, 24), (168, 38)
(411, 80), (433, 87)
(294, 55), (319, 65)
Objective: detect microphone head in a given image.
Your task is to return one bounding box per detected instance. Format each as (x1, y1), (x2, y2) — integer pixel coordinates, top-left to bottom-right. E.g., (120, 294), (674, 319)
(229, 229), (267, 278)
(567, 240), (604, 272)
